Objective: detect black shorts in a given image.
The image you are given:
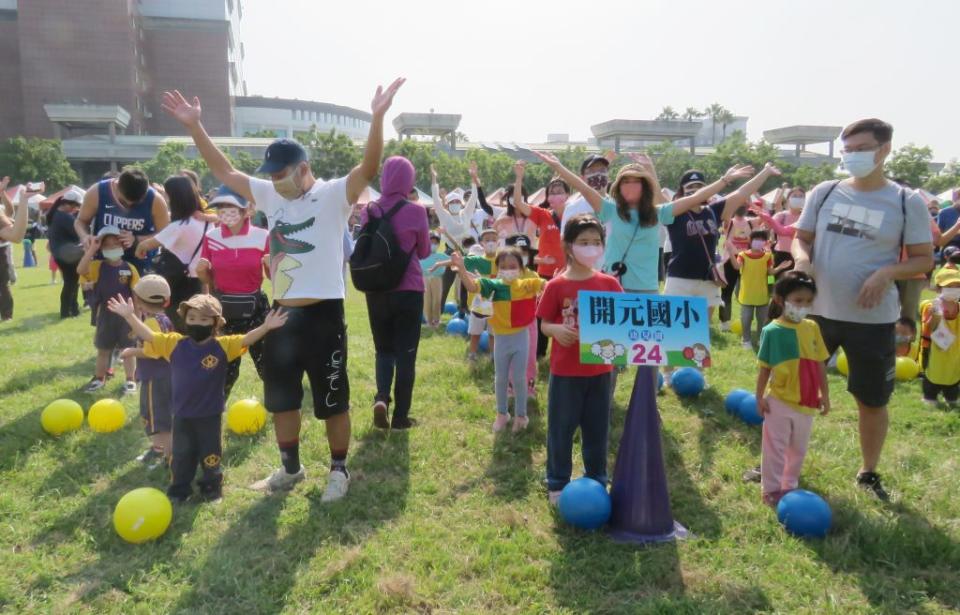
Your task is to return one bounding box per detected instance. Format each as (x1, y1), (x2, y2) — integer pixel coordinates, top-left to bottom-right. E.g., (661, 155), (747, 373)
(814, 316), (895, 408)
(94, 311), (136, 351)
(140, 376), (173, 435)
(262, 300), (349, 418)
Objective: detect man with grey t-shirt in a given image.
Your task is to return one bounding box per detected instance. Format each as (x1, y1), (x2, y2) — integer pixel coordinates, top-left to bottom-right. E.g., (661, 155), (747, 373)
(793, 118), (933, 501)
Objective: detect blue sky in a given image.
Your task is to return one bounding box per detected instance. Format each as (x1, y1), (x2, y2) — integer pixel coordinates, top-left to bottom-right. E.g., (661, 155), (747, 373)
(242, 0), (959, 161)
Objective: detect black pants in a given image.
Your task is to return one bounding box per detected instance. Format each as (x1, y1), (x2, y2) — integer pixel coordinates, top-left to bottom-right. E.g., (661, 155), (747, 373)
(922, 376), (959, 402)
(718, 260), (740, 323)
(536, 273), (553, 358)
(169, 414), (223, 500)
(440, 267), (468, 316)
(55, 257), (81, 318)
(0, 246), (12, 320)
(365, 290), (424, 423)
(165, 277), (203, 332)
(658, 247), (666, 283)
(221, 293), (269, 398)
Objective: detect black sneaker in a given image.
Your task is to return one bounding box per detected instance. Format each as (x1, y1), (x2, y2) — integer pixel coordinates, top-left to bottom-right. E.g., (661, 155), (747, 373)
(742, 465), (762, 483)
(857, 471), (890, 501)
(390, 417), (418, 430)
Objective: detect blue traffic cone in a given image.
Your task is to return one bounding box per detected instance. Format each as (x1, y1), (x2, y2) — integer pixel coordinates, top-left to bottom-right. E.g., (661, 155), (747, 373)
(608, 366), (689, 544)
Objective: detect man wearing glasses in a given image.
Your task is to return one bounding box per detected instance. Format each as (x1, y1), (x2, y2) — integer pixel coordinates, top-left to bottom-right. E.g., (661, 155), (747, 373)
(792, 118), (933, 500)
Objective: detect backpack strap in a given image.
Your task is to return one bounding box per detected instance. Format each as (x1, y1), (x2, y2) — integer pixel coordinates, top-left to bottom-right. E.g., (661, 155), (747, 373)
(379, 200), (408, 220)
(814, 180), (842, 218)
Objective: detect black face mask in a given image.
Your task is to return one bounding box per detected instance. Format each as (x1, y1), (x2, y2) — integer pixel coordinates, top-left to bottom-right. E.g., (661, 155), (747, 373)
(185, 324), (214, 342)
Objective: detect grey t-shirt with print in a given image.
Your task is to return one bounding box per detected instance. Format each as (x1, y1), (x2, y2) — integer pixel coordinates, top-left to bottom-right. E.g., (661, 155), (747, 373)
(795, 180), (932, 324)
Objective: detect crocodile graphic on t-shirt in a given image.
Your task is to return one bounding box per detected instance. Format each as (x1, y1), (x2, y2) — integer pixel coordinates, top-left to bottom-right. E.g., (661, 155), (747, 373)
(269, 216), (316, 298)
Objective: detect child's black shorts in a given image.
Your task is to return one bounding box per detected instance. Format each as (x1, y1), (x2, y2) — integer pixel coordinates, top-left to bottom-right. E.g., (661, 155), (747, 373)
(140, 376), (173, 435)
(261, 300), (350, 418)
(94, 311), (136, 351)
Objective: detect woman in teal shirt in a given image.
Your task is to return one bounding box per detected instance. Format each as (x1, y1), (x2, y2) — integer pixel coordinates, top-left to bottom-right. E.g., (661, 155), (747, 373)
(532, 151), (756, 293)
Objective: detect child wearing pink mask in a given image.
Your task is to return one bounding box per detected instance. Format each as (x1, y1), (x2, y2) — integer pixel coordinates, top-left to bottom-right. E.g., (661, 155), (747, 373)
(537, 214), (622, 506)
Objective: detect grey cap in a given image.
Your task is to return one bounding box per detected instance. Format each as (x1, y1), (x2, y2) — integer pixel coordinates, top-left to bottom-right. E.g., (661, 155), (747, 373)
(96, 225), (122, 238)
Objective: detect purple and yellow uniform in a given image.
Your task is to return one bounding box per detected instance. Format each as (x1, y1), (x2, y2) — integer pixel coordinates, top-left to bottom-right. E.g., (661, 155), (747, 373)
(144, 333), (246, 417)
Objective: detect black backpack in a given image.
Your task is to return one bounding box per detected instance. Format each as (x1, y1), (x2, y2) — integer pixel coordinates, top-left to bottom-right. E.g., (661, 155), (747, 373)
(349, 201), (412, 292)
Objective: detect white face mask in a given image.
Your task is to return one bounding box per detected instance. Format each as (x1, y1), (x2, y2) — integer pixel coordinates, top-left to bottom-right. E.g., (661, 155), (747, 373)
(499, 269), (519, 282)
(783, 301), (811, 323)
(468, 245), (484, 257)
(102, 247), (124, 261)
(449, 203), (463, 215)
(750, 240), (766, 250)
(483, 241), (497, 253)
(841, 151), (879, 178)
(788, 197), (804, 210)
(273, 166), (303, 200)
(572, 245), (604, 268)
(940, 288), (960, 302)
(217, 208), (243, 227)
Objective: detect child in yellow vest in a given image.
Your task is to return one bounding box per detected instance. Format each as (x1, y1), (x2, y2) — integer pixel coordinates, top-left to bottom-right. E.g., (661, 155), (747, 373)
(919, 268), (960, 406)
(734, 229), (789, 350)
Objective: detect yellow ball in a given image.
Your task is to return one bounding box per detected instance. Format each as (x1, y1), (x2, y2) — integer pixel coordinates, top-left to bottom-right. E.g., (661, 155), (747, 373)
(895, 356), (920, 381)
(226, 399), (267, 435)
(836, 351), (849, 376)
(41, 399), (84, 436)
(113, 487), (173, 544)
(88, 398), (127, 433)
(730, 319), (743, 335)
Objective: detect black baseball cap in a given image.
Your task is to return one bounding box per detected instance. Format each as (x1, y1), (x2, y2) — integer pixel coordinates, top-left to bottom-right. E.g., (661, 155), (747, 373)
(679, 170), (707, 188)
(505, 233), (532, 250)
(580, 154), (610, 176)
(256, 139), (308, 174)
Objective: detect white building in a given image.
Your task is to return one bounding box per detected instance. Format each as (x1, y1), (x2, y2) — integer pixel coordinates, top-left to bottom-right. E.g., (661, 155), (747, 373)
(233, 96), (372, 139)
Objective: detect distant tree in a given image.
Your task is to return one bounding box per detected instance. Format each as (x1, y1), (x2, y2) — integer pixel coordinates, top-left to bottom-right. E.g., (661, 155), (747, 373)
(656, 106), (679, 121)
(0, 137), (79, 191)
(299, 128), (361, 180)
(924, 159), (960, 196)
(718, 109), (736, 142)
(885, 143), (934, 189)
(244, 129), (280, 138)
(682, 107), (703, 122)
(455, 131), (470, 143)
(705, 103), (731, 145)
(785, 163), (841, 190)
(642, 141), (697, 192)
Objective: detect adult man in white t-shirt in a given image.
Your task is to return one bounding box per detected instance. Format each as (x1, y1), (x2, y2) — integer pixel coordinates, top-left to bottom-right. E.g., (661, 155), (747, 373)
(162, 78), (405, 501)
(559, 151), (615, 235)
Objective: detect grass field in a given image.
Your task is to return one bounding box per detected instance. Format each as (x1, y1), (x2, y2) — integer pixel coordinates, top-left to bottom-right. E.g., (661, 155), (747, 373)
(1, 241), (959, 614)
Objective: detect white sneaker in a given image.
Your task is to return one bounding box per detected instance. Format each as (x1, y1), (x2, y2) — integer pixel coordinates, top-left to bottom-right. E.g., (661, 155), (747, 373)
(250, 465), (305, 492)
(720, 321), (731, 332)
(122, 381), (138, 395)
(741, 341), (753, 350)
(320, 469), (350, 502)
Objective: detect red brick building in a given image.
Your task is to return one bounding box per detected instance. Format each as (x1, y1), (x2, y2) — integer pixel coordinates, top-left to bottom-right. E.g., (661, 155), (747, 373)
(0, 0), (244, 140)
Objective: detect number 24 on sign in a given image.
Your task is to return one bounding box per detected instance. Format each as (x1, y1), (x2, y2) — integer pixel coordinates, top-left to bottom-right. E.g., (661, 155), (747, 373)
(631, 343), (663, 365)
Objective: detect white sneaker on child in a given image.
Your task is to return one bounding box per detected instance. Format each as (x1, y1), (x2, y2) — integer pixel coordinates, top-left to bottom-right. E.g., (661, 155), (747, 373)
(321, 469), (350, 502)
(741, 341), (753, 350)
(512, 416), (529, 433)
(492, 413), (510, 432)
(122, 381), (138, 395)
(548, 490), (562, 507)
(720, 322), (731, 332)
(250, 465), (305, 492)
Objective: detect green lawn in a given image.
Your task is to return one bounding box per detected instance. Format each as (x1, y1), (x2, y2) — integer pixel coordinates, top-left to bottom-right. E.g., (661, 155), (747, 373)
(1, 241), (959, 614)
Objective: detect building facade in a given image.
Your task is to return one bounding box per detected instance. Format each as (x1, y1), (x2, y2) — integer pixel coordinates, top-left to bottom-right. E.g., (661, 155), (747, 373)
(234, 97), (371, 140)
(0, 0), (244, 140)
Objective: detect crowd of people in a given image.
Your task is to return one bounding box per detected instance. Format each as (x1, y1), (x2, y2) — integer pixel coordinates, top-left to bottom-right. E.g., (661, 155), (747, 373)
(3, 90), (956, 511)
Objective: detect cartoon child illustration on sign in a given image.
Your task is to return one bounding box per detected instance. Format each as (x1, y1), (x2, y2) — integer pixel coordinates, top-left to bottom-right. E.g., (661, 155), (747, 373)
(561, 297), (578, 328)
(589, 339), (627, 365)
(682, 343), (711, 368)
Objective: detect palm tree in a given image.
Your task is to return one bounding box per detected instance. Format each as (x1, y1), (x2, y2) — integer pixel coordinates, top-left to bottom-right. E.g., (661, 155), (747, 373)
(656, 106), (679, 121)
(705, 103), (727, 145)
(718, 109), (736, 142)
(682, 107), (702, 122)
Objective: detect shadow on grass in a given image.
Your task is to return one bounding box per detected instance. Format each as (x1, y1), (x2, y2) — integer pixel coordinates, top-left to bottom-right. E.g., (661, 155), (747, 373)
(169, 428), (411, 614)
(808, 496), (960, 614)
(33, 424), (145, 498)
(483, 404), (545, 501)
(548, 526), (771, 614)
(28, 463), (202, 605)
(672, 387), (763, 474)
(0, 311), (60, 335)
(0, 356), (95, 396)
(0, 388), (95, 473)
(222, 430), (268, 469)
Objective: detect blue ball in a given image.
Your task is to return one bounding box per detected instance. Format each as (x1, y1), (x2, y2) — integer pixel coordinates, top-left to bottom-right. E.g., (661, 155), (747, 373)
(478, 330), (490, 353)
(738, 394), (764, 425)
(725, 389), (751, 415)
(443, 301), (458, 315)
(671, 367), (705, 398)
(777, 489), (832, 538)
(657, 371), (665, 391)
(558, 478), (611, 530)
(445, 317), (468, 337)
